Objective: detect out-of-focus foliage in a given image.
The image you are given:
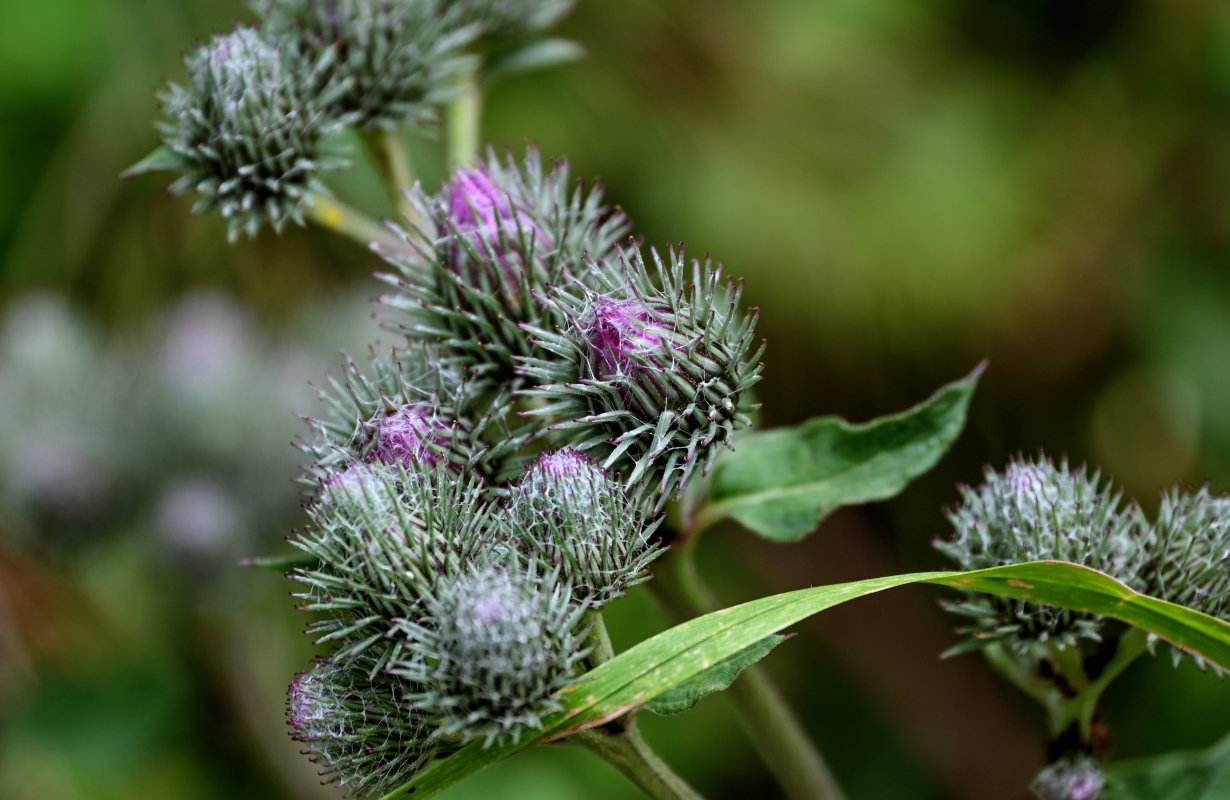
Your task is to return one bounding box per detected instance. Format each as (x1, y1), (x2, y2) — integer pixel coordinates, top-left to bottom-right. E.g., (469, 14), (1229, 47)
(3, 0), (1230, 798)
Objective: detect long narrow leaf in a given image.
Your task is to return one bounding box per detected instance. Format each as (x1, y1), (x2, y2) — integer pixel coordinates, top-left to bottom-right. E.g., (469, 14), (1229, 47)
(381, 561), (1230, 799)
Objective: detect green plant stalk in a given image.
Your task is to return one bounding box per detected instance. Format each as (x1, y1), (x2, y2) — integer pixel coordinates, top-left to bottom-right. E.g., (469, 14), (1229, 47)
(361, 127), (423, 229)
(650, 531), (848, 800)
(446, 65), (482, 167)
(571, 721), (706, 800)
(582, 608), (616, 668)
(983, 627), (1149, 744)
(302, 192), (411, 256)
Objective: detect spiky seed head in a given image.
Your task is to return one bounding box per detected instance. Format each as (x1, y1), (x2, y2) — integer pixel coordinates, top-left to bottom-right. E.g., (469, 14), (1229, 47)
(145, 26), (347, 240)
(297, 346), (530, 484)
(517, 246), (763, 503)
(506, 448), (663, 605)
(934, 455), (1150, 654)
(1142, 485), (1230, 671)
(254, 0), (477, 130)
(377, 148), (631, 375)
(288, 658), (433, 798)
(295, 463), (500, 664)
(455, 0), (574, 39)
(1030, 757), (1105, 800)
(394, 562), (587, 748)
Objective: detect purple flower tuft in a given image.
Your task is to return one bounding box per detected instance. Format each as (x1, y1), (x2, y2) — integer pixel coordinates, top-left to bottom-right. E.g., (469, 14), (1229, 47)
(583, 298), (671, 378)
(445, 166), (543, 284)
(533, 448), (597, 481)
(373, 403), (452, 468)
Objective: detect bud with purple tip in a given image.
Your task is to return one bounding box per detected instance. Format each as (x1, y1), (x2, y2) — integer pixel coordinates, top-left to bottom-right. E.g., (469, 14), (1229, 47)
(393, 561), (588, 747)
(518, 246), (763, 503)
(443, 165), (545, 294)
(288, 658), (433, 798)
(507, 448), (663, 605)
(378, 148), (631, 374)
(373, 402), (455, 469)
(1031, 757), (1105, 800)
(934, 455), (1150, 653)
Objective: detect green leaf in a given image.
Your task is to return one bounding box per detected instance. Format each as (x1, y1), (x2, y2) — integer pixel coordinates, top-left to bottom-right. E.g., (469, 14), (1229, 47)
(120, 146), (188, 178)
(1103, 732), (1230, 800)
(696, 362), (983, 541)
(378, 561), (1230, 799)
(645, 634), (787, 716)
(482, 38), (586, 86)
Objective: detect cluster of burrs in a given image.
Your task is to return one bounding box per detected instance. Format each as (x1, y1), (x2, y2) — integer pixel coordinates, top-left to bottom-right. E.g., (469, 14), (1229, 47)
(128, 0), (574, 240)
(935, 454), (1230, 800)
(285, 147), (762, 795)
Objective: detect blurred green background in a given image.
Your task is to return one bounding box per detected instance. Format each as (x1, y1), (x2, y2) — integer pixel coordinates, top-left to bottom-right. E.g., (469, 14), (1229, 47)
(3, 0), (1230, 798)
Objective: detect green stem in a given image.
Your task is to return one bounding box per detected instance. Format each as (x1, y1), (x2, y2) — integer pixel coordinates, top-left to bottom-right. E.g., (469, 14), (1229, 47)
(446, 65), (482, 168)
(582, 609), (616, 668)
(360, 127), (423, 229)
(572, 721), (706, 800)
(983, 628), (1149, 745)
(650, 530), (848, 800)
(302, 192), (412, 257)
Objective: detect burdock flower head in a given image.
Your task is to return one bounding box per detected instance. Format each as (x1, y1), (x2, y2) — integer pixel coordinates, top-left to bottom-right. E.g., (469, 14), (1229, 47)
(506, 448), (663, 605)
(392, 561), (588, 748)
(253, 0), (477, 130)
(372, 402), (455, 469)
(295, 463), (498, 664)
(378, 148), (630, 375)
(934, 455), (1150, 653)
(288, 658), (433, 798)
(125, 26), (348, 240)
(518, 246), (763, 503)
(298, 346), (529, 484)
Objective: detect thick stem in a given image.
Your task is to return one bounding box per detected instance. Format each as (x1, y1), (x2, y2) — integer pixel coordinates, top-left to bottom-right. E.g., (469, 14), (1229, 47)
(983, 628), (1149, 746)
(572, 721), (706, 800)
(446, 66), (482, 168)
(650, 533), (848, 800)
(302, 192), (411, 257)
(582, 609), (616, 669)
(360, 127), (423, 229)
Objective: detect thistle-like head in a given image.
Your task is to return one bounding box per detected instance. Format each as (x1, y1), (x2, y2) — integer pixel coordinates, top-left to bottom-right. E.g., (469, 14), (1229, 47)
(517, 246), (763, 501)
(935, 455), (1149, 652)
(288, 658), (433, 798)
(254, 0), (477, 130)
(506, 448), (663, 605)
(394, 561), (587, 747)
(1031, 757), (1105, 800)
(130, 26), (347, 240)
